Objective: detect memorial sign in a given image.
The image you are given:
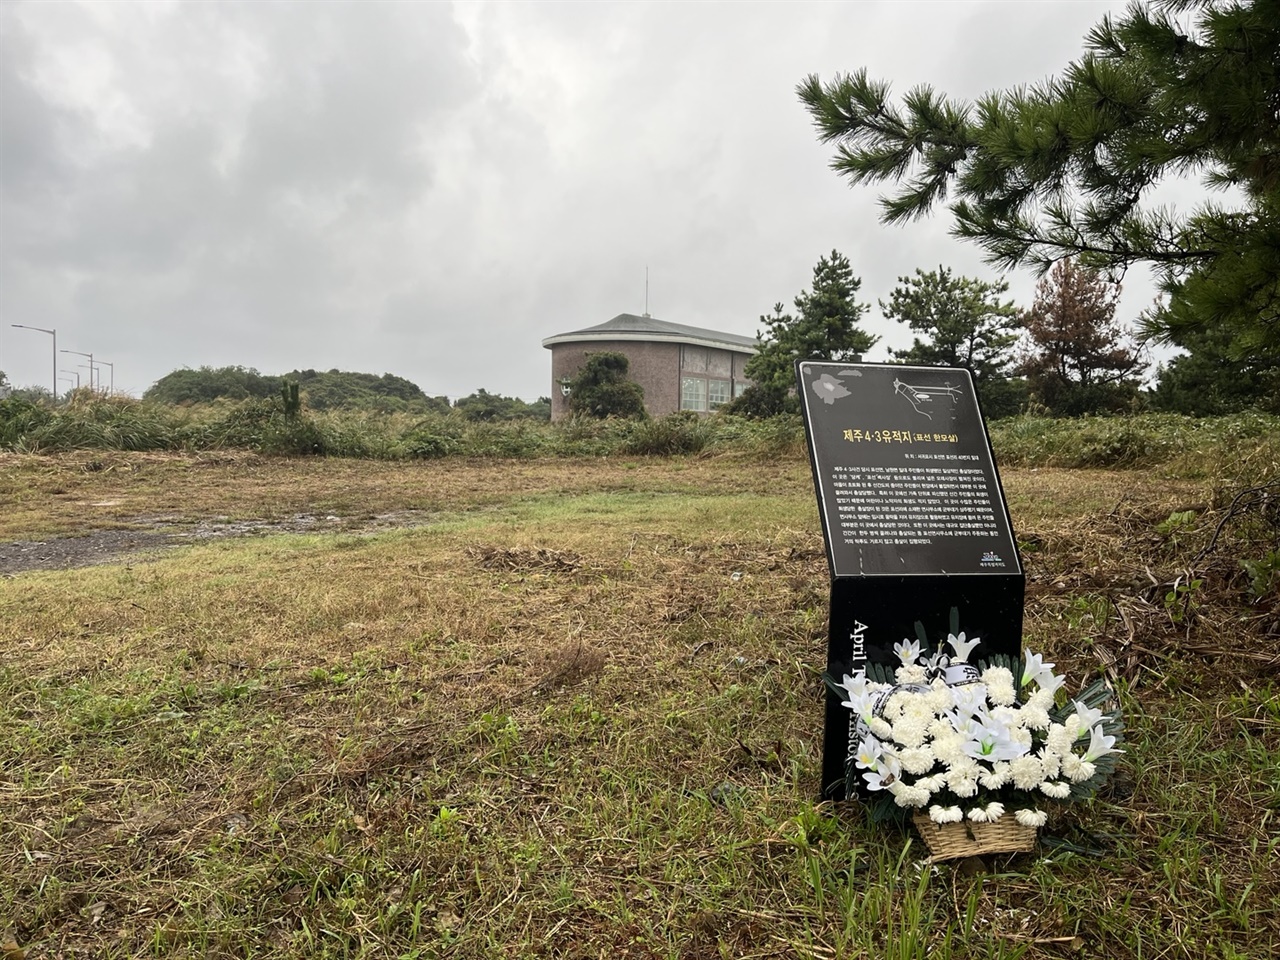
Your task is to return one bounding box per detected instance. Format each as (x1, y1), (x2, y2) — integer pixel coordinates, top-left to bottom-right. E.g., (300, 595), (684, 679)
(797, 361), (1025, 799)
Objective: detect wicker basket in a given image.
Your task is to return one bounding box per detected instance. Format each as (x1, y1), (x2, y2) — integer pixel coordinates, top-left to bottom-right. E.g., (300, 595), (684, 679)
(912, 813), (1037, 860)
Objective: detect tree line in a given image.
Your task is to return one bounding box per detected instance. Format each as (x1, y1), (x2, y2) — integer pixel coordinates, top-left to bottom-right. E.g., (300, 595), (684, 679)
(141, 367), (551, 421)
(729, 250), (1158, 420)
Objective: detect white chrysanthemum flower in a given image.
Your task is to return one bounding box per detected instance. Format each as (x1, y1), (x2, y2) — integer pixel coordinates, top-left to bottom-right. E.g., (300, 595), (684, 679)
(1009, 755), (1045, 790)
(1040, 780), (1071, 799)
(903, 697), (936, 722)
(948, 631), (981, 662)
(929, 804), (964, 824)
(929, 717), (956, 739)
(984, 801), (1005, 820)
(1039, 750), (1062, 780)
(890, 783), (931, 808)
(1010, 726), (1034, 749)
(925, 687), (955, 713)
(982, 667), (1017, 706)
(1046, 726), (1073, 756)
(892, 716), (929, 749)
(1027, 688), (1058, 712)
(1021, 705), (1051, 731)
(1015, 808), (1048, 828)
(932, 737), (966, 768)
(979, 763), (1011, 789)
(967, 805), (992, 822)
(895, 665), (928, 684)
(949, 772), (980, 798)
(898, 745), (936, 775)
(916, 773), (946, 794)
(868, 717), (893, 739)
(1062, 754), (1098, 783)
(885, 691), (911, 721)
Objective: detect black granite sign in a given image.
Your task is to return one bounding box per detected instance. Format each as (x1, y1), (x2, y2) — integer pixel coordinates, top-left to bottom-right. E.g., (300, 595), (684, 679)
(797, 361), (1025, 799)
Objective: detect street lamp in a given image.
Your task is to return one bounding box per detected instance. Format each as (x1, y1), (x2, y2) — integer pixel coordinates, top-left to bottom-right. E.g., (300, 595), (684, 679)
(60, 349), (94, 392)
(60, 369), (81, 391)
(10, 324), (56, 397)
(58, 377), (76, 398)
(97, 360), (114, 394)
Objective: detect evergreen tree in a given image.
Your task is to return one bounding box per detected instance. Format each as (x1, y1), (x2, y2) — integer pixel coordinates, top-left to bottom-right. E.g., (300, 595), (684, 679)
(882, 266), (1026, 418)
(798, 0), (1280, 366)
(1152, 324), (1280, 413)
(1019, 259), (1145, 415)
(882, 266), (1020, 378)
(567, 353), (647, 420)
(739, 250), (877, 415)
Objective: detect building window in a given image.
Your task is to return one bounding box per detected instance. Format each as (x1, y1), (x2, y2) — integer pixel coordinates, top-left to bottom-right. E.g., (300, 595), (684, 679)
(681, 376), (707, 411)
(708, 379), (731, 410)
(733, 380), (749, 398)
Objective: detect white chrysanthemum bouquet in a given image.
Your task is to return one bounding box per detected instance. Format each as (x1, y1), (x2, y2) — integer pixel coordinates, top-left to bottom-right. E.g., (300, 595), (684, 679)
(828, 614), (1124, 829)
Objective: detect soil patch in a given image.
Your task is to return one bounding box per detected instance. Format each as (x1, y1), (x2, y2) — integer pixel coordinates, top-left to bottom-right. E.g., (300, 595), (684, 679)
(0, 511), (432, 575)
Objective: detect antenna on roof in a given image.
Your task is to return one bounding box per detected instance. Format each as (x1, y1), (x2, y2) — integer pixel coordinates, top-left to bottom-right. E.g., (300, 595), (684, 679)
(644, 267), (650, 318)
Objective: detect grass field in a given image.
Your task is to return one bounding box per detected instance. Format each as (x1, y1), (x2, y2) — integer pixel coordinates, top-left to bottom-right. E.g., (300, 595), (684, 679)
(2, 448), (1278, 959)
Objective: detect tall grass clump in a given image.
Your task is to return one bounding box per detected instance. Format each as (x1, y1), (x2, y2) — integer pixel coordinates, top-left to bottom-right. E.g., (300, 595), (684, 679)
(620, 411), (715, 455)
(989, 412), (1279, 473)
(0, 394), (182, 453)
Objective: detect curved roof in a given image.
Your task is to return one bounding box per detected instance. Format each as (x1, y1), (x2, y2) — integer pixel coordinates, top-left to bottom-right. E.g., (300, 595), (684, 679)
(542, 313), (758, 353)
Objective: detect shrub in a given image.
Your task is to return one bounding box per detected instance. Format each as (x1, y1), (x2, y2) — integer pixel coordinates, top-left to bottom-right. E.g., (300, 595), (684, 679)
(620, 411), (713, 456)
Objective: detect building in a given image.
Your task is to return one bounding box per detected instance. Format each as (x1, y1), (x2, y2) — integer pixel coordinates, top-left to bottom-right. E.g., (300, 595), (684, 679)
(542, 313), (758, 421)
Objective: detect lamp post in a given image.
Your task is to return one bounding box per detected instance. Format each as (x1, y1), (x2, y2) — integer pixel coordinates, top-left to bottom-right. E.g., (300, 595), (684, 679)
(10, 324), (56, 397)
(60, 349), (94, 392)
(97, 360), (114, 395)
(58, 377), (76, 398)
(60, 369), (81, 391)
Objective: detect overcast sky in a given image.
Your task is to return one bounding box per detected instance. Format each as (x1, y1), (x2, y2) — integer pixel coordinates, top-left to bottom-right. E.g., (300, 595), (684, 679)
(2, 0), (1175, 400)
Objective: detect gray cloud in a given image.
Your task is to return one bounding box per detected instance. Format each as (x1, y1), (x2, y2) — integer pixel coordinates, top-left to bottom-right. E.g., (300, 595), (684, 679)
(2, 1), (1167, 399)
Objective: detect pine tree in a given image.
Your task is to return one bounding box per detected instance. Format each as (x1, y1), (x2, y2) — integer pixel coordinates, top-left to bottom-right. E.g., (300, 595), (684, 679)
(1019, 259), (1145, 415)
(882, 267), (1020, 379)
(739, 250), (877, 415)
(798, 0), (1280, 367)
(567, 353), (647, 420)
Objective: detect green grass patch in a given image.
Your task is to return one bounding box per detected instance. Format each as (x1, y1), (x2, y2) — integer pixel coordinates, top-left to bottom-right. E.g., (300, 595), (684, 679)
(2, 451), (1278, 958)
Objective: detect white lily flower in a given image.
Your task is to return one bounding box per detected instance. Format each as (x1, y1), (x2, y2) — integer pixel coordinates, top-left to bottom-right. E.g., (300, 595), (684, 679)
(961, 712), (1026, 762)
(1067, 701), (1106, 740)
(1083, 724), (1121, 761)
(894, 637), (922, 666)
(1020, 651), (1057, 688)
(947, 631), (981, 662)
(862, 751), (902, 792)
(853, 736), (883, 771)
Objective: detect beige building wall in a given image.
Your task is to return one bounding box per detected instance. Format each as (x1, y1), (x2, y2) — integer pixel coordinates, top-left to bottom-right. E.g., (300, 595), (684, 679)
(549, 340), (682, 420)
